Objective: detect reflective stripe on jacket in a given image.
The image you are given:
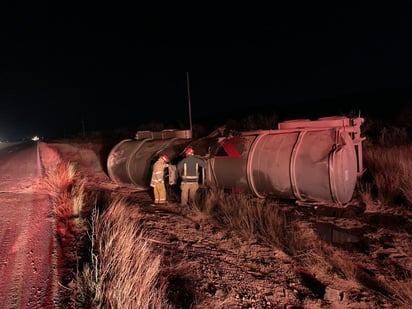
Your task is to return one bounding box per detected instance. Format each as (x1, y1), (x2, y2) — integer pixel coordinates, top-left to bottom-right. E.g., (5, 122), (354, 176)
(177, 155), (206, 183)
(150, 159), (168, 187)
(182, 162), (199, 182)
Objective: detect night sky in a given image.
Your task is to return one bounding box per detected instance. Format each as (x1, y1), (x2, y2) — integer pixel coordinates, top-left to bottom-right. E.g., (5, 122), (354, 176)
(1, 3), (411, 140)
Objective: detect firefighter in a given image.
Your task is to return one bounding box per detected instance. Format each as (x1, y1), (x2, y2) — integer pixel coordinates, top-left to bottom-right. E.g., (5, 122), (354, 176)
(177, 147), (206, 206)
(150, 154), (170, 205)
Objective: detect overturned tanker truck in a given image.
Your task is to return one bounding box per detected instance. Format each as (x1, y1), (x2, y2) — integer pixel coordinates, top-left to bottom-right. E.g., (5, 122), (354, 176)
(107, 116), (365, 205)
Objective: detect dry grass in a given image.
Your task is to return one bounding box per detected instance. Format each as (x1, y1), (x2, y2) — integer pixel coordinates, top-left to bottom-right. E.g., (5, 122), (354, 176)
(39, 145), (169, 308)
(41, 160), (83, 218)
(44, 124), (412, 308)
(37, 148), (89, 307)
(362, 144), (412, 208)
(80, 141), (411, 308)
(386, 273), (412, 309)
(38, 157), (86, 251)
(78, 197), (170, 309)
(195, 189), (318, 255)
(188, 146), (412, 307)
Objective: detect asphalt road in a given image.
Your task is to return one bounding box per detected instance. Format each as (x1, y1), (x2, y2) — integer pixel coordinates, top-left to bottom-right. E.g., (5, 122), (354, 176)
(0, 141), (58, 309)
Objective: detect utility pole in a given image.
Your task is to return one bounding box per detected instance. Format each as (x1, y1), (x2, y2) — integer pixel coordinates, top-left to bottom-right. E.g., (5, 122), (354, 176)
(186, 72), (193, 135)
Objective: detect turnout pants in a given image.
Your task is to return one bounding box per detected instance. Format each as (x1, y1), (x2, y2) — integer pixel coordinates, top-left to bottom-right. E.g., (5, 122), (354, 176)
(180, 182), (199, 206)
(153, 183), (167, 204)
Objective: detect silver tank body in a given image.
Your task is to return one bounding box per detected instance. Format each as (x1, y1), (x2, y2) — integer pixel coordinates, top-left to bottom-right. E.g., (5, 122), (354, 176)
(199, 116), (364, 204)
(106, 117), (365, 204)
(107, 130), (192, 190)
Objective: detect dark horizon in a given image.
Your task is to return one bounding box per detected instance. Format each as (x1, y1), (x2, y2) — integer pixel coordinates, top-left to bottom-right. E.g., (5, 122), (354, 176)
(1, 3), (411, 140)
(0, 81), (410, 141)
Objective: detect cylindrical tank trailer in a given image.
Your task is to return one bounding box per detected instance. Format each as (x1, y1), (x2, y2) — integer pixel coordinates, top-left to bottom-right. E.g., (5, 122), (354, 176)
(106, 116), (365, 205)
(106, 129), (193, 189)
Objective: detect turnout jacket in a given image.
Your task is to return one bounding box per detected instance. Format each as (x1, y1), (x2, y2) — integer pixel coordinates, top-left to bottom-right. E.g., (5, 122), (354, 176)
(177, 155), (206, 183)
(150, 158), (168, 187)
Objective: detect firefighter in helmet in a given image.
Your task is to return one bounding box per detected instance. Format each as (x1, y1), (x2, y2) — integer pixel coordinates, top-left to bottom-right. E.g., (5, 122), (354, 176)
(177, 147), (206, 206)
(150, 154), (170, 205)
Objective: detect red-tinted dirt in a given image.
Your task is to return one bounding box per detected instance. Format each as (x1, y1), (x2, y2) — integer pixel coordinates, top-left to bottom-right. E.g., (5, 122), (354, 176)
(1, 140), (411, 308)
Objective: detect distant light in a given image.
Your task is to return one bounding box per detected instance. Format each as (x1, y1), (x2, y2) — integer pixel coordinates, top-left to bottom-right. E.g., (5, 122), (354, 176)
(32, 136), (40, 141)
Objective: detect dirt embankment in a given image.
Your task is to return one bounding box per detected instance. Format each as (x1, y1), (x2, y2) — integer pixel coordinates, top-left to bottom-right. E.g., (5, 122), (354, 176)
(47, 141), (412, 308)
